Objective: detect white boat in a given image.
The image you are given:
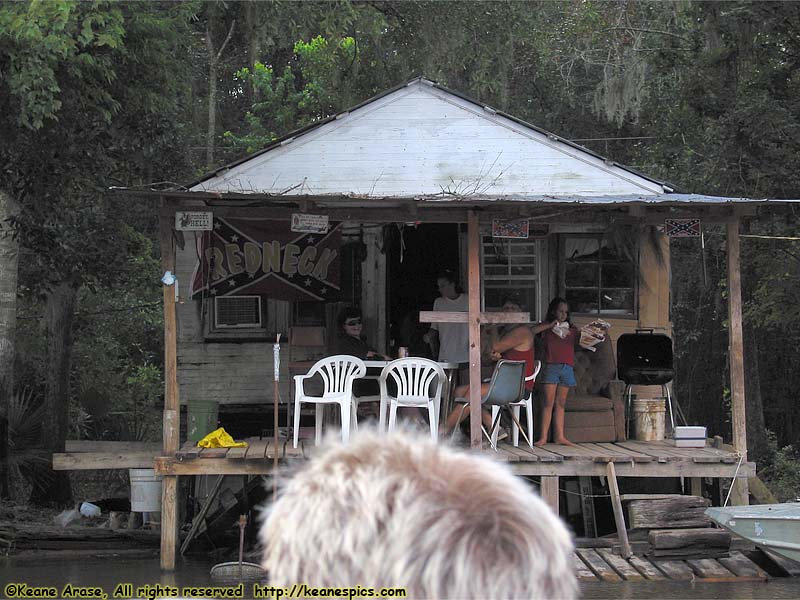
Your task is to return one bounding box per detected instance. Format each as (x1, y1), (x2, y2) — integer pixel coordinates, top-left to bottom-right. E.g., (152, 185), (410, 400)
(706, 503), (800, 564)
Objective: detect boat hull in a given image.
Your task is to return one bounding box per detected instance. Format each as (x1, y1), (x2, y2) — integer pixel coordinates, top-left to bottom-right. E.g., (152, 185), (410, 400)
(705, 504), (800, 564)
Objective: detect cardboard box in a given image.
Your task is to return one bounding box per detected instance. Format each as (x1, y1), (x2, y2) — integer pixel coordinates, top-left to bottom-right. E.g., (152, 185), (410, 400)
(674, 425), (707, 447)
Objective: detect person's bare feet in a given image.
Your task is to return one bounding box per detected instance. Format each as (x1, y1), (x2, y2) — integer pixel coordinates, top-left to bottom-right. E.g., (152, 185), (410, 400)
(553, 437), (576, 447)
(534, 439), (548, 447)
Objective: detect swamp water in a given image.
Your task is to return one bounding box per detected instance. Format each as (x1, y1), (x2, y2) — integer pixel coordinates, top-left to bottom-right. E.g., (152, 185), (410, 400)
(2, 556), (800, 599)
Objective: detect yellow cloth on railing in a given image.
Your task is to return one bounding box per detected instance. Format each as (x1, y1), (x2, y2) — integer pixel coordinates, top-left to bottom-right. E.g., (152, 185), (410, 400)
(197, 427), (248, 448)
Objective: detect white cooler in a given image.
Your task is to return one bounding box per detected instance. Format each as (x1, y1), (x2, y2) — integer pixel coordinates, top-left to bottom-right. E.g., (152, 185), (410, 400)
(674, 426), (707, 447)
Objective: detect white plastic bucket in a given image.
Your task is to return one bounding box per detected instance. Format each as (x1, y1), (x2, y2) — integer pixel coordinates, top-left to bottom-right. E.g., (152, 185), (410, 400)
(129, 468), (162, 513)
(633, 398), (666, 441)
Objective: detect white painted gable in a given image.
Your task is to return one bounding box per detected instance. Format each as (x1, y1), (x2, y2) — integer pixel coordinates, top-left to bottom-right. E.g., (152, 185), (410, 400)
(192, 79), (665, 198)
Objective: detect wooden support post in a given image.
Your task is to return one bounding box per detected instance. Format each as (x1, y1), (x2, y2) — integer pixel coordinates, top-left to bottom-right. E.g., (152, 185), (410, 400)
(467, 210), (482, 449)
(607, 462), (632, 559)
(361, 230), (387, 353)
(690, 477), (703, 498)
(579, 476), (597, 537)
(540, 476), (559, 514)
(159, 200), (180, 570)
(726, 219), (749, 506)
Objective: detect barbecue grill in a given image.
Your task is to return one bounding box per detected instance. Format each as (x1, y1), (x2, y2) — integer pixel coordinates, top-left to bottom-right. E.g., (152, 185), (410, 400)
(617, 329), (683, 436)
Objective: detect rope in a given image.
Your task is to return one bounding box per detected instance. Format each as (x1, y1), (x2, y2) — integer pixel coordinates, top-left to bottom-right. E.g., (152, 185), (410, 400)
(723, 452), (746, 507)
(741, 234), (800, 241)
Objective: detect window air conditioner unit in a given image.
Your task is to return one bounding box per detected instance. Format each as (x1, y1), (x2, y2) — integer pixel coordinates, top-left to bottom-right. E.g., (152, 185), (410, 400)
(214, 296), (262, 329)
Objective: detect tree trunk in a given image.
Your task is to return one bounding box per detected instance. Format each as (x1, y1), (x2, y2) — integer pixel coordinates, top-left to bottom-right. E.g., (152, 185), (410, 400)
(743, 323), (768, 464)
(205, 18), (235, 169)
(0, 189), (20, 499)
(246, 1), (260, 86)
(206, 26), (218, 169)
(28, 282), (77, 507)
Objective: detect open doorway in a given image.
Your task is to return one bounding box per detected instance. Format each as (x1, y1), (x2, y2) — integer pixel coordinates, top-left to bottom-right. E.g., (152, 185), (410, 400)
(385, 223), (461, 358)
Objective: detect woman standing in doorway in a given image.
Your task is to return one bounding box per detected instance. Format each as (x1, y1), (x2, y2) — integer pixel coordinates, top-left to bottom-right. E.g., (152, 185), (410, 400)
(532, 298), (577, 446)
(423, 269), (469, 383)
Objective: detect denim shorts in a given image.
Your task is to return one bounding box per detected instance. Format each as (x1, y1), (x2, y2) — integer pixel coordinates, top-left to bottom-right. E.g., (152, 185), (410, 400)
(540, 363), (577, 387)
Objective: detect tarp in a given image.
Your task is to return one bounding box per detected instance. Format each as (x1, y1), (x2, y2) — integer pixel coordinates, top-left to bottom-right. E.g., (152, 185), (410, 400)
(190, 217), (341, 301)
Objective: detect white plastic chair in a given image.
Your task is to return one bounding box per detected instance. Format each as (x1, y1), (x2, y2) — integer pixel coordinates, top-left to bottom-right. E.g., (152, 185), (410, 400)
(379, 358), (446, 441)
(293, 355), (366, 448)
(492, 360), (541, 448)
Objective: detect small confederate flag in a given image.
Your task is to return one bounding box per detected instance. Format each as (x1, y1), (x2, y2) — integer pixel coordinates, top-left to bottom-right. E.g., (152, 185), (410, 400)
(664, 219), (701, 237)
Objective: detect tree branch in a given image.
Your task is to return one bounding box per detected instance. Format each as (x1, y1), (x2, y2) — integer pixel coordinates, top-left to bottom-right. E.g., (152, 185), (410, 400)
(599, 27), (691, 42)
(216, 20), (236, 62)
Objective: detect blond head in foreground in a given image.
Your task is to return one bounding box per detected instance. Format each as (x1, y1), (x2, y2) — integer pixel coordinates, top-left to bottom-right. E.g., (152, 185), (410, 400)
(260, 429), (577, 599)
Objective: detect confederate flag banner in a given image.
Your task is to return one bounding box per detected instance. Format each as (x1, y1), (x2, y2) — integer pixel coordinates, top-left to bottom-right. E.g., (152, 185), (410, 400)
(190, 218), (341, 301)
(664, 218), (701, 238)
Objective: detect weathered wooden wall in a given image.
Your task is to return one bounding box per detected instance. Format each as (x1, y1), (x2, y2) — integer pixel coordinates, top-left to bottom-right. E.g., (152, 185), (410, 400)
(174, 234), (292, 404)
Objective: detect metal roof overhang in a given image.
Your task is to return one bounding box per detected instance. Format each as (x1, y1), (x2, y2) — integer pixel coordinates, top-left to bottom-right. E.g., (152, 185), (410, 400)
(115, 187), (798, 205)
(115, 187), (796, 225)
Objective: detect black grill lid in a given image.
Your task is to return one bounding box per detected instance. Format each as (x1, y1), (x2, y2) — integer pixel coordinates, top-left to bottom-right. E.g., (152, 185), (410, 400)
(617, 329), (674, 385)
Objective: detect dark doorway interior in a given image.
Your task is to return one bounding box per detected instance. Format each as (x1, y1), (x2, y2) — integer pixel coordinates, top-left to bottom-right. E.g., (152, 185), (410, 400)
(386, 223), (460, 358)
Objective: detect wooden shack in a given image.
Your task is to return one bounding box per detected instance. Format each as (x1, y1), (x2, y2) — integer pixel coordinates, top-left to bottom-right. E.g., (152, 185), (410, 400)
(116, 77), (789, 569)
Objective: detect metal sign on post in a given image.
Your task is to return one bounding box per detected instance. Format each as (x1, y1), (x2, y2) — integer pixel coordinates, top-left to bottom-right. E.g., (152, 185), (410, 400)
(291, 213), (329, 234)
(665, 219), (701, 237)
(175, 211), (213, 231)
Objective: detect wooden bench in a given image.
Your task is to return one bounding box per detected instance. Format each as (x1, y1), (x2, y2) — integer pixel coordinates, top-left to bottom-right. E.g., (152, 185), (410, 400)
(52, 440), (161, 470)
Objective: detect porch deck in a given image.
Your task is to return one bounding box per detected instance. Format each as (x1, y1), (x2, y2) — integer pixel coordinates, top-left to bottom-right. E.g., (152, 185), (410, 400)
(153, 438), (754, 480)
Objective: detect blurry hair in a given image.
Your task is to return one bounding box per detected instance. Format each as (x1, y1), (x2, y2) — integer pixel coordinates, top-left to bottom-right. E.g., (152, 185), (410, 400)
(545, 296), (571, 325)
(260, 429), (576, 599)
(336, 306), (362, 330)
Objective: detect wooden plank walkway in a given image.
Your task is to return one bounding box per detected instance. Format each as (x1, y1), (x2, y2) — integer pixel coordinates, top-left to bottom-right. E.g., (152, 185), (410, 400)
(153, 438), (754, 478)
(574, 549), (769, 582)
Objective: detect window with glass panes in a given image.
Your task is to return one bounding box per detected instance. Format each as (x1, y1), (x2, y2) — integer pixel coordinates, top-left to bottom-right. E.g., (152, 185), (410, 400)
(562, 235), (636, 315)
(481, 236), (541, 314)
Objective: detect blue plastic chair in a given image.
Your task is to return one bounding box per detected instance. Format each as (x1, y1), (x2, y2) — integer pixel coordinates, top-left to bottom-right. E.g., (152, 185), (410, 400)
(451, 360), (528, 450)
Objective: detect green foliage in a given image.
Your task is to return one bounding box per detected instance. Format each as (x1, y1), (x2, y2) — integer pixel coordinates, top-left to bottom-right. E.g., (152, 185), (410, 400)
(223, 35), (360, 153)
(7, 389), (51, 485)
(1, 0), (195, 291)
(760, 432), (800, 502)
(223, 63), (302, 153)
(69, 226), (163, 441)
(0, 0), (124, 130)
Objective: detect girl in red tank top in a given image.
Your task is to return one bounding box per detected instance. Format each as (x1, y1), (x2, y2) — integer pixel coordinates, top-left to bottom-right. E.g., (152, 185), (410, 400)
(531, 298), (578, 446)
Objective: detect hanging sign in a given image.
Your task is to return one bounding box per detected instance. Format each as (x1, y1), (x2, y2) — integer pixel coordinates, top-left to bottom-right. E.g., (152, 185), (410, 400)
(191, 218), (341, 301)
(291, 213), (329, 234)
(665, 219), (701, 237)
(175, 211), (213, 231)
(492, 218), (529, 239)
